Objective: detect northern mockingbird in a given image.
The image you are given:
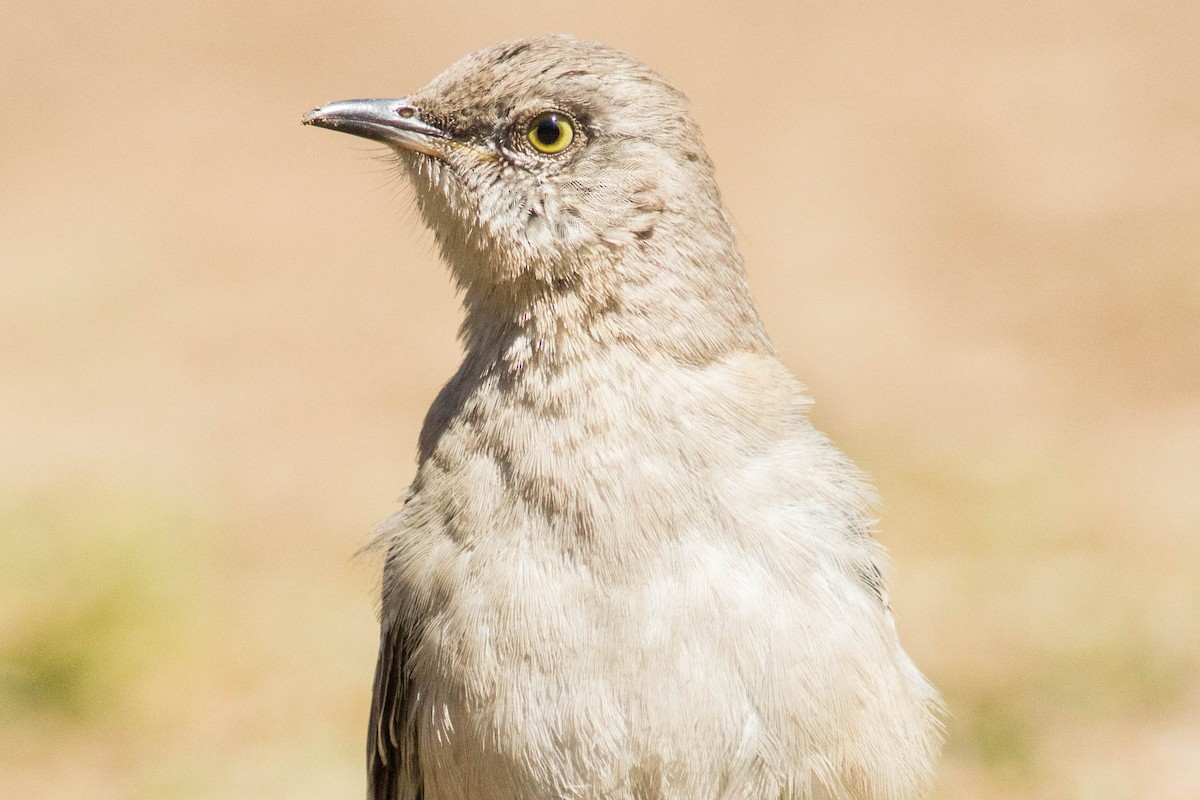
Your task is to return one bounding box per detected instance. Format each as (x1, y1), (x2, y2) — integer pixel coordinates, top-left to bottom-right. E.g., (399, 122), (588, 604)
(304, 33), (941, 800)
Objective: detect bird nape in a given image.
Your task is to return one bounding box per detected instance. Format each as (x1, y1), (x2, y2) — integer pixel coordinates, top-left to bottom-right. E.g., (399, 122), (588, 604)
(305, 33), (942, 800)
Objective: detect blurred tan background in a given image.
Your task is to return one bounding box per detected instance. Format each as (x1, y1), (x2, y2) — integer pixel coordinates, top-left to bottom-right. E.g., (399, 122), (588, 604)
(2, 1), (1198, 798)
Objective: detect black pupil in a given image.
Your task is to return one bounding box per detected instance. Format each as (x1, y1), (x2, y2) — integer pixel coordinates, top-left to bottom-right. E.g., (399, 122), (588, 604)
(535, 117), (561, 146)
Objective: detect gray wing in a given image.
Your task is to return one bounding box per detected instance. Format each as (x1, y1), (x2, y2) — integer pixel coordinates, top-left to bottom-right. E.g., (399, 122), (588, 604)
(368, 617), (422, 800)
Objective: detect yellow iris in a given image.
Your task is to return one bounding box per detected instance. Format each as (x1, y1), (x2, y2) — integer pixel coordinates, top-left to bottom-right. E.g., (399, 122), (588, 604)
(527, 112), (574, 154)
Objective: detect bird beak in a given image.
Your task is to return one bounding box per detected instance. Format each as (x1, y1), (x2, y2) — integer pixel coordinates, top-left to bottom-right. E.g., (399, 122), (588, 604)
(303, 98), (448, 157)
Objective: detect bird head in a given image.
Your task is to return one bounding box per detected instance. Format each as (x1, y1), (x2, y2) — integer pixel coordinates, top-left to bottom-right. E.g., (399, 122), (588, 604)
(305, 34), (768, 360)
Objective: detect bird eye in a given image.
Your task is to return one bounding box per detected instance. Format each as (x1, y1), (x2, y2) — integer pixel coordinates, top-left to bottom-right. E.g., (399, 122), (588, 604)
(527, 112), (575, 154)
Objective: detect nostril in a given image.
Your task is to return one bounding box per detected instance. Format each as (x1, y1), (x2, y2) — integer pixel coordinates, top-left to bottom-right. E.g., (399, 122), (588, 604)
(396, 105), (416, 119)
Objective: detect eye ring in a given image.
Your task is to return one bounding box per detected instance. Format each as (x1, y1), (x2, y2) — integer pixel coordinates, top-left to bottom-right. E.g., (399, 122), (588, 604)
(526, 111), (575, 155)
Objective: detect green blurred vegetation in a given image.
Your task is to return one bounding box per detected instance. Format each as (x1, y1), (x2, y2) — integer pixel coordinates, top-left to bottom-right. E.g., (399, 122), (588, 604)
(0, 489), (197, 722)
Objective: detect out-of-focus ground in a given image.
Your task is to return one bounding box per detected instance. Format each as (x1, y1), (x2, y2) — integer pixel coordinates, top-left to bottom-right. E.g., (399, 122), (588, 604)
(2, 1), (1197, 798)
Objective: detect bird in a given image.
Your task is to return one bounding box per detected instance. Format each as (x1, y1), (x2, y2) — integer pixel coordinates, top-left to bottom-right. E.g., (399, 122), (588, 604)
(304, 33), (941, 800)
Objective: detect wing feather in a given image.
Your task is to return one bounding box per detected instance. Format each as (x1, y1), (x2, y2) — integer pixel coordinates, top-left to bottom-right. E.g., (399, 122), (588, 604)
(367, 617), (422, 800)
